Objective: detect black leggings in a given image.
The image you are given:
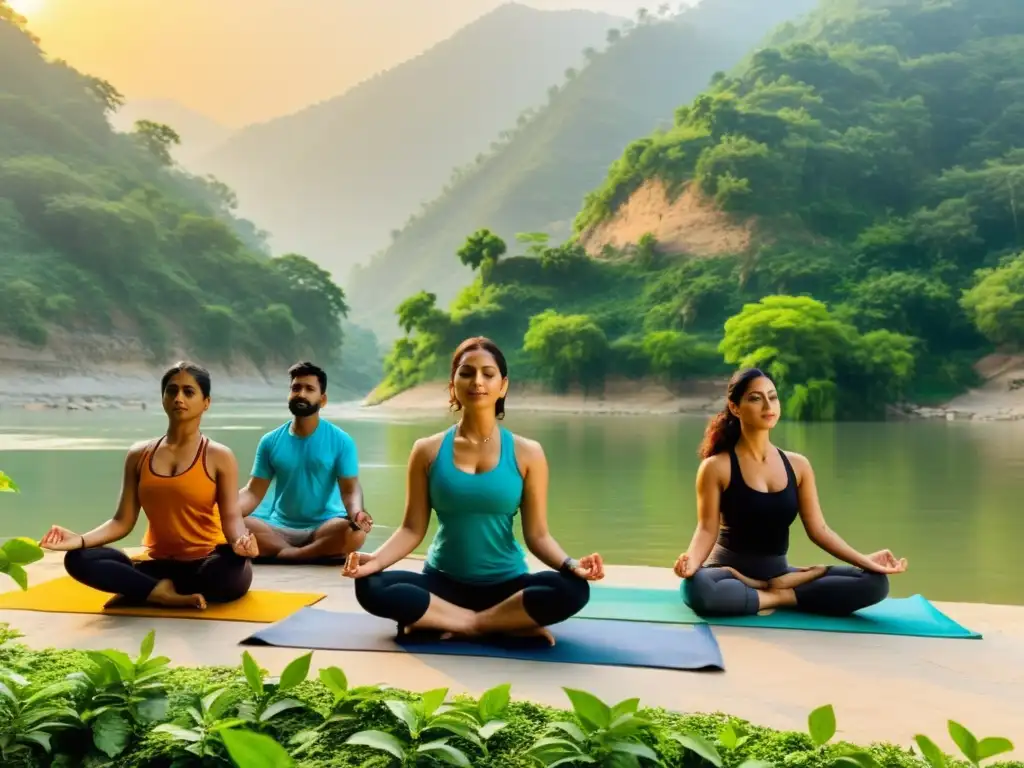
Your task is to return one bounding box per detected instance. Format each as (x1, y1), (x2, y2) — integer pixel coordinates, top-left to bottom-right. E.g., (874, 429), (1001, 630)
(354, 565), (590, 627)
(684, 564), (889, 617)
(64, 545), (253, 604)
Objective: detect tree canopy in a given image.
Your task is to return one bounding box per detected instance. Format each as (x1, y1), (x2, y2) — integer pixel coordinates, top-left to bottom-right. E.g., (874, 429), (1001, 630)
(0, 8), (348, 368)
(372, 0), (1024, 417)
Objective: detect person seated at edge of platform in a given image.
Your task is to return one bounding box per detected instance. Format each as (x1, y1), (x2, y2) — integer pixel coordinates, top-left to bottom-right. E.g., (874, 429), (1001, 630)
(674, 367), (908, 618)
(39, 361), (259, 609)
(237, 361), (372, 562)
(341, 336), (604, 645)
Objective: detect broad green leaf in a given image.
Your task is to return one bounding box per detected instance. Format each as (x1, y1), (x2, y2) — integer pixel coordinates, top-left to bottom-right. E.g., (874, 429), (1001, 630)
(24, 680), (80, 706)
(20, 731), (51, 752)
(478, 683), (511, 722)
(948, 721), (979, 763)
(427, 718), (483, 748)
(480, 719), (507, 739)
(1, 538), (42, 565)
(258, 698), (306, 722)
(420, 687), (449, 718)
(915, 734), (949, 766)
(136, 694), (169, 722)
(6, 563), (28, 590)
(610, 741), (659, 760)
(547, 721), (586, 742)
(808, 704), (837, 747)
(241, 652), (264, 695)
(527, 736), (586, 755)
(605, 751), (642, 768)
(0, 471), (19, 493)
(385, 700), (420, 735)
(977, 737), (1014, 761)
(277, 652), (312, 691)
(346, 729), (406, 760)
(92, 709), (132, 758)
(319, 666), (348, 698)
(221, 728), (295, 767)
(202, 687), (233, 719)
(546, 758), (598, 768)
(153, 724), (203, 742)
(418, 739), (472, 766)
(671, 732), (723, 767)
(607, 712), (649, 739)
(209, 718), (250, 732)
(719, 721), (749, 750)
(834, 745), (883, 768)
(563, 687), (611, 730)
(0, 550), (9, 572)
(610, 697), (641, 719)
(137, 630), (155, 664)
(737, 761), (775, 768)
(92, 650), (136, 683)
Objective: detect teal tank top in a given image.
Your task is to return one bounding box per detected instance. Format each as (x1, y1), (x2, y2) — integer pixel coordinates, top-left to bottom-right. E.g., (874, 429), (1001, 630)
(425, 426), (528, 583)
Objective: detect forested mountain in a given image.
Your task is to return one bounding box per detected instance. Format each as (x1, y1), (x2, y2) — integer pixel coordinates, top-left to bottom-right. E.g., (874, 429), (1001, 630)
(194, 3), (620, 275)
(108, 99), (232, 165)
(377, 0), (1024, 420)
(0, 4), (348, 372)
(350, 0), (819, 338)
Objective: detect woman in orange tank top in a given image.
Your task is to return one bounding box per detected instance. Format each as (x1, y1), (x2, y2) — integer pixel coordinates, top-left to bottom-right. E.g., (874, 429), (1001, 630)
(40, 362), (259, 609)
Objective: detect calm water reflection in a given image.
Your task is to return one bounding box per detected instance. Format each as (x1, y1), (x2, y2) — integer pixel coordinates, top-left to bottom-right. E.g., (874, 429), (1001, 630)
(1, 403), (1022, 605)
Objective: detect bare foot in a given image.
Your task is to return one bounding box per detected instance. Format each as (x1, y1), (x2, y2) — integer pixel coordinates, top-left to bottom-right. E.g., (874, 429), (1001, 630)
(505, 626), (556, 646)
(147, 579), (207, 609)
(768, 566), (828, 590)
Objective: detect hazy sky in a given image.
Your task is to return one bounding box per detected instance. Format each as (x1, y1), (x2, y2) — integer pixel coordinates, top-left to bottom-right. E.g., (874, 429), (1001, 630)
(16, 0), (670, 127)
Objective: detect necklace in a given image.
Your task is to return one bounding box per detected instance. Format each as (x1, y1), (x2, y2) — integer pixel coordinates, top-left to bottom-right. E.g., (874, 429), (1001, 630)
(458, 422), (497, 445)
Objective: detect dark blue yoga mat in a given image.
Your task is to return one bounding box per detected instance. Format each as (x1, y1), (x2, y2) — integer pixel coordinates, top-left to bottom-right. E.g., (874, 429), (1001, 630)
(240, 608), (725, 671)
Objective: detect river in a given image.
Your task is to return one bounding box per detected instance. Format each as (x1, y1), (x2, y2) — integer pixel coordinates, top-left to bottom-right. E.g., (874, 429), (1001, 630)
(1, 402), (1021, 606)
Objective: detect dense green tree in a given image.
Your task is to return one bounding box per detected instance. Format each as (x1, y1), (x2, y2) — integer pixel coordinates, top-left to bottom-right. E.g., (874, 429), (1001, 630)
(961, 253), (1024, 348)
(457, 228), (507, 272)
(522, 310), (608, 392)
(132, 120), (181, 167)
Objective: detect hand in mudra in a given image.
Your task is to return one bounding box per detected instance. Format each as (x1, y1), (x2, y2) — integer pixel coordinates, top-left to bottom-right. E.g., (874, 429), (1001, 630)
(673, 552), (698, 579)
(573, 553), (605, 581)
(341, 551), (377, 579)
(349, 510), (373, 533)
(865, 550), (907, 574)
(231, 532), (259, 558)
(40, 525), (82, 552)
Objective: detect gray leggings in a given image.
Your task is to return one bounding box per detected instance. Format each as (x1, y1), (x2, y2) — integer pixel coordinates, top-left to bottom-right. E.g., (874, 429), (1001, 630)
(683, 547), (889, 617)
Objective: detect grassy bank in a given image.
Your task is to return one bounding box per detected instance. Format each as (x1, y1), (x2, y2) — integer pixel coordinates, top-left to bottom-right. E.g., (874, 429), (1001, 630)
(0, 625), (1016, 768)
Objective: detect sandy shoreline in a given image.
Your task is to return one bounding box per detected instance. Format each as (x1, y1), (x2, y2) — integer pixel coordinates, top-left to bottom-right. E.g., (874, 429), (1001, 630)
(365, 378), (726, 416)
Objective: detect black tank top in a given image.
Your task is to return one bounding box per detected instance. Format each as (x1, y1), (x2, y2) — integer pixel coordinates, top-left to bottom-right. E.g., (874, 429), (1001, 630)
(717, 448), (800, 557)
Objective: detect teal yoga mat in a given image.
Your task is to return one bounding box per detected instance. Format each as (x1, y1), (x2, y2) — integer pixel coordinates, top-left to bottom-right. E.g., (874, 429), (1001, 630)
(578, 586), (981, 639)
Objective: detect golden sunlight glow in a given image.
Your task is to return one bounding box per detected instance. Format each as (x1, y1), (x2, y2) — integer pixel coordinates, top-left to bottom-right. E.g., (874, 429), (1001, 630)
(6, 0), (45, 18)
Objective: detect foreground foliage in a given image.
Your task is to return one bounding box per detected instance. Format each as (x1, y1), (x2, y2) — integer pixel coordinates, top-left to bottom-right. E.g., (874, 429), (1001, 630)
(0, 626), (1016, 768)
(379, 0), (1024, 418)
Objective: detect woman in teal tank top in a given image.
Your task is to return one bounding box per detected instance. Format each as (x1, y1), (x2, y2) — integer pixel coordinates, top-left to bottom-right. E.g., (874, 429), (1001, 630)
(343, 337), (605, 643)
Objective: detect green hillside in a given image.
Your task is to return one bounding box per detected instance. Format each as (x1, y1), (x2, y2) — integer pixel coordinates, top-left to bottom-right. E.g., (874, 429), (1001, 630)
(0, 5), (349, 371)
(375, 0), (1024, 420)
(196, 3), (620, 279)
(349, 0), (819, 339)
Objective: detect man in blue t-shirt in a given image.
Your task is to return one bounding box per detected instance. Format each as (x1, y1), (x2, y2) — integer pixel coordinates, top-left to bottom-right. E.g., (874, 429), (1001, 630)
(238, 361), (372, 561)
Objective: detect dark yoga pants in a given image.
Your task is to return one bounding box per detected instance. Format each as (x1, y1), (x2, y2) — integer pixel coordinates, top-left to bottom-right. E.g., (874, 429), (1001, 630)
(682, 547), (889, 617)
(354, 565), (590, 627)
(64, 545), (253, 603)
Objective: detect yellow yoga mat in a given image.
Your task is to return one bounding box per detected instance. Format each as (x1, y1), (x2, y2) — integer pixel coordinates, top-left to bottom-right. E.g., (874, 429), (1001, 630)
(0, 576), (326, 623)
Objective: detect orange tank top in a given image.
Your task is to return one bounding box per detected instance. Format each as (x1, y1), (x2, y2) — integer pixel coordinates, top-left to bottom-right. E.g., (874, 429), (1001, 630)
(138, 435), (226, 560)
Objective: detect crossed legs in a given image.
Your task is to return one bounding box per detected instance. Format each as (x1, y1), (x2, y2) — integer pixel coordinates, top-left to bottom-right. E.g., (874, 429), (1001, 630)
(684, 564), (889, 617)
(244, 516), (366, 561)
(354, 567), (591, 644)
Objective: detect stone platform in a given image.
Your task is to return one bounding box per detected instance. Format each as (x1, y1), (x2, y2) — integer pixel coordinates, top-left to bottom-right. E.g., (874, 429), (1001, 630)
(3, 552), (1021, 759)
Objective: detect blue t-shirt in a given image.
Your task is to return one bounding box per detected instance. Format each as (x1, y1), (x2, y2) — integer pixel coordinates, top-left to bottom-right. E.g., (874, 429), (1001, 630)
(250, 420), (359, 529)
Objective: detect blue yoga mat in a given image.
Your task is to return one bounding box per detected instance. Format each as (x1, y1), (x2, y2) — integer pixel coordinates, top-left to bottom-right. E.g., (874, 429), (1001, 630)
(578, 586), (981, 639)
(240, 608), (725, 671)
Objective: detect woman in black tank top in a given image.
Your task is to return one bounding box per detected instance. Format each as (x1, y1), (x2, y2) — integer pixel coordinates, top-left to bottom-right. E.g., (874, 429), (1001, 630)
(673, 368), (908, 617)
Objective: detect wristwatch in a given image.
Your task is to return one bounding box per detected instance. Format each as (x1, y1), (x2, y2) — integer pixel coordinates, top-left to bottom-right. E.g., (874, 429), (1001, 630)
(560, 556), (580, 575)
